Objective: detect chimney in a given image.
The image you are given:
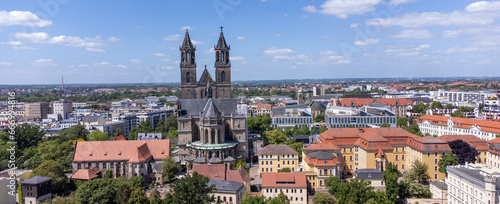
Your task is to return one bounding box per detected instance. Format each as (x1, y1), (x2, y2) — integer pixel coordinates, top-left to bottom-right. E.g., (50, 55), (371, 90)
(358, 128), (364, 133)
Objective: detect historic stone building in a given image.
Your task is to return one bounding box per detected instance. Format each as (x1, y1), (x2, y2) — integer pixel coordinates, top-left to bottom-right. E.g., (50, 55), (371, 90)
(180, 27), (231, 99)
(177, 28), (248, 170)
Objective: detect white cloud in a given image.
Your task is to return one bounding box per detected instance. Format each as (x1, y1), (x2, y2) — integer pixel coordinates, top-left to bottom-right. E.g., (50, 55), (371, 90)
(319, 51), (351, 64)
(78, 64), (89, 67)
(31, 58), (57, 66)
(0, 10), (52, 27)
(191, 40), (203, 45)
(350, 23), (360, 28)
(273, 33), (281, 37)
(163, 58), (171, 62)
(336, 59), (351, 64)
(477, 59), (491, 64)
(465, 1), (500, 13)
(93, 61), (112, 67)
(230, 56), (246, 61)
(153, 53), (165, 57)
(107, 37), (120, 42)
(163, 34), (181, 41)
(318, 0), (382, 19)
(86, 47), (105, 52)
(0, 41), (22, 46)
(236, 36), (246, 40)
(389, 0), (418, 5)
(443, 30), (460, 38)
(15, 32), (116, 52)
(303, 5), (317, 13)
(320, 36), (330, 40)
(366, 1), (500, 28)
(180, 26), (193, 31)
(385, 44), (430, 56)
(264, 47), (296, 55)
(389, 29), (433, 38)
(129, 59), (141, 63)
(0, 62), (12, 66)
(117, 64), (128, 68)
(354, 38), (380, 46)
(205, 48), (215, 53)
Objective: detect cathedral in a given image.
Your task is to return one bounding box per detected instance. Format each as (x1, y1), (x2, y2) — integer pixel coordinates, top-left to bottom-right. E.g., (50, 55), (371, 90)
(179, 27), (232, 99)
(176, 28), (248, 170)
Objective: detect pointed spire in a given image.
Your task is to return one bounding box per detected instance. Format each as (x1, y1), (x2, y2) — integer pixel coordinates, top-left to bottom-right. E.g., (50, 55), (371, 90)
(215, 26), (229, 49)
(181, 29), (194, 49)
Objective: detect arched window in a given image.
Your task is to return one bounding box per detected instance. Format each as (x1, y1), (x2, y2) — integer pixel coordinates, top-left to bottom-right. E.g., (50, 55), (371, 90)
(221, 71), (226, 82)
(221, 51), (224, 62)
(186, 72), (191, 84)
(186, 52), (190, 63)
(204, 129), (208, 144)
(211, 129), (216, 144)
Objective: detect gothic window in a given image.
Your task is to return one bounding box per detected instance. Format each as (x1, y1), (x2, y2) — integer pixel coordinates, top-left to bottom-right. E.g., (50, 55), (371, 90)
(186, 72), (191, 84)
(221, 71), (226, 82)
(186, 52), (190, 63)
(221, 51), (224, 62)
(211, 129), (216, 144)
(204, 129), (208, 143)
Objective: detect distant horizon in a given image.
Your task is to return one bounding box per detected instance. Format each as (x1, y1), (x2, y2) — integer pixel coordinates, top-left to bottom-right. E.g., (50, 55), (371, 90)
(1, 1), (500, 84)
(2, 76), (500, 87)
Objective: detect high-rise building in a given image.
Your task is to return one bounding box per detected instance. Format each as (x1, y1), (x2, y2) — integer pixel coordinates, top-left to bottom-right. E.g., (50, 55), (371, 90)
(24, 102), (51, 119)
(52, 99), (73, 119)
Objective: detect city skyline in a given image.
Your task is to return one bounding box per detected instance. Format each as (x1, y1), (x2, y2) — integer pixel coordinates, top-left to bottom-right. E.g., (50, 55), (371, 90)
(1, 0), (500, 84)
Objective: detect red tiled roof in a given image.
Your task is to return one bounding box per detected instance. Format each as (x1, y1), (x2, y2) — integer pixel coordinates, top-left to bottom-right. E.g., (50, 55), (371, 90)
(71, 167), (100, 180)
(73, 140), (170, 163)
(417, 115), (500, 134)
(375, 148), (385, 158)
(304, 143), (340, 151)
(488, 137), (500, 144)
(226, 165), (251, 184)
(438, 135), (489, 151)
(339, 98), (413, 107)
(262, 172), (307, 188)
(192, 164), (226, 180)
(112, 135), (127, 141)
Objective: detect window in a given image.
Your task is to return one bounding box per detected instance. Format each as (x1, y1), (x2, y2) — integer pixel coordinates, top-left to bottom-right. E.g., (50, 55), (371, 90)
(396, 164), (398, 169)
(396, 147), (399, 152)
(435, 159), (438, 164)
(435, 166), (438, 171)
(350, 156), (353, 161)
(435, 152), (438, 157)
(428, 152), (431, 157)
(350, 165), (353, 170)
(402, 155), (405, 160)
(396, 155), (399, 160)
(435, 174), (438, 179)
(402, 164), (405, 169)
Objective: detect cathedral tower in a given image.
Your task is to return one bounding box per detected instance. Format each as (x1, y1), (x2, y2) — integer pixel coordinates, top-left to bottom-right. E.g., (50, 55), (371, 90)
(180, 29), (197, 99)
(214, 27), (231, 98)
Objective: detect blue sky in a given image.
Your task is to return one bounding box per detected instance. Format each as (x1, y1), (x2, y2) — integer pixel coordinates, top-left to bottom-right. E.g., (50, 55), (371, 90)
(0, 0), (499, 84)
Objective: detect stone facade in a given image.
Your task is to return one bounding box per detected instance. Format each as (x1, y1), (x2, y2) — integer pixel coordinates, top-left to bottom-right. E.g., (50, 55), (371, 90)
(180, 27), (231, 99)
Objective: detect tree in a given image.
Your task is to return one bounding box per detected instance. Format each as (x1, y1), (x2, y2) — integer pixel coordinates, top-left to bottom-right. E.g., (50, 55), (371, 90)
(156, 119), (167, 133)
(86, 130), (108, 141)
(58, 125), (89, 141)
(280, 167), (291, 172)
(312, 192), (336, 204)
(166, 114), (178, 130)
(314, 114), (325, 123)
(448, 139), (478, 164)
(112, 177), (133, 204)
(13, 123), (44, 151)
(162, 156), (180, 183)
(171, 172), (216, 204)
(404, 160), (430, 184)
(24, 139), (74, 172)
(234, 160), (250, 173)
(276, 190), (290, 204)
(76, 179), (116, 204)
(380, 122), (390, 128)
(319, 126), (328, 133)
(298, 125), (311, 135)
(438, 152), (459, 175)
(326, 176), (342, 195)
(129, 176), (145, 187)
(41, 192), (79, 204)
(446, 103), (454, 109)
(431, 101), (443, 109)
(114, 128), (123, 137)
(334, 178), (375, 204)
(240, 194), (266, 204)
(287, 141), (304, 161)
(283, 127), (293, 137)
(128, 187), (148, 204)
(31, 160), (69, 195)
(105, 169), (113, 178)
(149, 189), (162, 204)
(263, 129), (287, 145)
(17, 182), (23, 204)
(383, 162), (399, 201)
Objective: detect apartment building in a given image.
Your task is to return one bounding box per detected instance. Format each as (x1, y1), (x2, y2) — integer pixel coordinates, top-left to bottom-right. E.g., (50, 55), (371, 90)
(417, 115), (500, 140)
(325, 105), (396, 128)
(261, 172), (307, 204)
(446, 163), (500, 204)
(316, 127), (451, 181)
(301, 143), (341, 192)
(271, 105), (313, 130)
(52, 99), (73, 119)
(24, 102), (51, 119)
(258, 145), (299, 177)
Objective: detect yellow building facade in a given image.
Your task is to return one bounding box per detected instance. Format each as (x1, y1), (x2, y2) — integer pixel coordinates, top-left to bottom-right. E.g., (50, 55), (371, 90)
(258, 144), (299, 177)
